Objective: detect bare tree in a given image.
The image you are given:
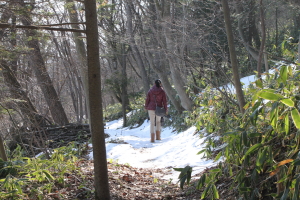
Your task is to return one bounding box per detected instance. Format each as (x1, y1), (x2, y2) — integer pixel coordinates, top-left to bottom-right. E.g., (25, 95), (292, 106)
(18, 0), (69, 125)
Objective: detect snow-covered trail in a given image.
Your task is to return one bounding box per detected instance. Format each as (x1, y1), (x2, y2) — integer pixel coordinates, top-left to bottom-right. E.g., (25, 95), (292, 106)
(89, 118), (216, 182)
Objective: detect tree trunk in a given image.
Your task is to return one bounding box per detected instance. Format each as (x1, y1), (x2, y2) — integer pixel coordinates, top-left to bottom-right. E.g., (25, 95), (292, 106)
(257, 0), (266, 78)
(234, 0), (259, 62)
(298, 33), (300, 63)
(160, 1), (194, 111)
(221, 0), (246, 113)
(51, 33), (84, 123)
(118, 44), (130, 127)
(1, 61), (52, 125)
(19, 9), (69, 125)
(146, 0), (184, 113)
(0, 135), (7, 161)
(84, 0), (110, 199)
(149, 51), (184, 112)
(124, 0), (150, 96)
(66, 0), (90, 121)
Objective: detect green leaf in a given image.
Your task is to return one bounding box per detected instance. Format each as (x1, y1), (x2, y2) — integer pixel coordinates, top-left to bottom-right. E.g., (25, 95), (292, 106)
(197, 149), (206, 155)
(173, 168), (183, 172)
(242, 131), (248, 147)
(293, 159), (300, 166)
(242, 143), (263, 161)
(248, 133), (261, 138)
(210, 168), (221, 173)
(258, 91), (283, 101)
(214, 151), (222, 162)
(201, 183), (211, 199)
(280, 65), (288, 83)
(250, 108), (259, 126)
(196, 174), (206, 189)
(280, 99), (294, 107)
(255, 79), (263, 88)
(175, 166), (192, 189)
(256, 149), (267, 168)
(42, 170), (54, 181)
(178, 166), (192, 179)
(292, 177), (300, 200)
(285, 114), (290, 135)
(179, 175), (187, 189)
(186, 169), (192, 185)
(291, 109), (300, 129)
(212, 184), (220, 199)
(271, 106), (278, 128)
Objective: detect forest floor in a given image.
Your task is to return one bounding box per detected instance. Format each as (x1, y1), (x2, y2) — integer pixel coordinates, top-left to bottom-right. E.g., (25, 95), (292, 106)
(38, 155), (234, 200)
(12, 123), (235, 199)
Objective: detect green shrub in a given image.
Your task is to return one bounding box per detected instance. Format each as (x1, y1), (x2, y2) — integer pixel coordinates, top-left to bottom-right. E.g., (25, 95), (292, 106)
(103, 103), (123, 121)
(0, 142), (84, 199)
(180, 64), (300, 199)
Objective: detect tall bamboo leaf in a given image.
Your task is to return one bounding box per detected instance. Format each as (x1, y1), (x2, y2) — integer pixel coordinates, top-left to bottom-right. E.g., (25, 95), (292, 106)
(242, 143), (263, 161)
(291, 109), (300, 129)
(256, 149), (267, 168)
(285, 115), (290, 135)
(258, 91), (283, 101)
(280, 99), (294, 107)
(212, 184), (220, 199)
(201, 183), (211, 199)
(271, 106), (278, 128)
(197, 174), (206, 189)
(279, 65), (288, 83)
(255, 79), (263, 88)
(292, 177), (300, 200)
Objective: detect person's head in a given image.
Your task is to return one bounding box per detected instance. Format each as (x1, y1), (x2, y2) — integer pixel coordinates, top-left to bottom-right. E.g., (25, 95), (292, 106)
(155, 79), (162, 88)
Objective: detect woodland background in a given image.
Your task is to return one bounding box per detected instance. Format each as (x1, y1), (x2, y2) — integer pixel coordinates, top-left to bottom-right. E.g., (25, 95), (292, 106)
(1, 0), (300, 199)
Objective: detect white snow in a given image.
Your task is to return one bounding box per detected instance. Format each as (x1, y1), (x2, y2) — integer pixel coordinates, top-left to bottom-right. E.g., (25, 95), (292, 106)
(88, 119), (216, 182)
(88, 70), (264, 182)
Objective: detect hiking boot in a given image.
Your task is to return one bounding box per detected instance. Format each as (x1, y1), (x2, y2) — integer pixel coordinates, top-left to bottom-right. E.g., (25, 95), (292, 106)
(151, 133), (155, 143)
(156, 131), (161, 140)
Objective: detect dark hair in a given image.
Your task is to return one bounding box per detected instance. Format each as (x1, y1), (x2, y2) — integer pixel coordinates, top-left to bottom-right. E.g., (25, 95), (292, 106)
(155, 79), (161, 87)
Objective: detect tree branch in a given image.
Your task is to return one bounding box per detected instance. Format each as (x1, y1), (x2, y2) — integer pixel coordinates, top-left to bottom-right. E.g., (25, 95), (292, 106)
(0, 23), (86, 33)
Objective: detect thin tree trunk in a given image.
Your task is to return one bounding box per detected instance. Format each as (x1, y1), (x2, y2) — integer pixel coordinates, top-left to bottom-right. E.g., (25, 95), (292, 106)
(145, 0), (184, 113)
(118, 44), (130, 127)
(298, 33), (300, 63)
(160, 1), (193, 111)
(84, 0), (110, 199)
(0, 135), (7, 161)
(146, 50), (184, 112)
(19, 1), (69, 125)
(234, 0), (259, 62)
(124, 0), (150, 96)
(257, 0), (266, 78)
(1, 61), (51, 125)
(66, 0), (90, 121)
(221, 0), (245, 113)
(51, 33), (84, 123)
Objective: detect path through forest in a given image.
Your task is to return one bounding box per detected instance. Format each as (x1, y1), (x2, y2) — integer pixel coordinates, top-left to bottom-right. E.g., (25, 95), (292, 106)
(88, 117), (216, 183)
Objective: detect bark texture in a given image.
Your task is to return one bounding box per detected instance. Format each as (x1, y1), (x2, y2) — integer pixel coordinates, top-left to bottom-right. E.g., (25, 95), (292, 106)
(222, 0), (246, 113)
(84, 0), (111, 199)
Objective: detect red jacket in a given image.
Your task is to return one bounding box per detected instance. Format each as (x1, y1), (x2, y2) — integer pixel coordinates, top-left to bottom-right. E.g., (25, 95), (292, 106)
(145, 85), (168, 112)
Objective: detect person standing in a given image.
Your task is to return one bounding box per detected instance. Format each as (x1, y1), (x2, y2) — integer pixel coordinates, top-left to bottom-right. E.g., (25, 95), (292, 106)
(145, 79), (168, 142)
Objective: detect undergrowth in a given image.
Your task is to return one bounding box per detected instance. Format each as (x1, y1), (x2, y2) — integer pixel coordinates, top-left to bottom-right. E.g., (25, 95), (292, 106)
(177, 64), (300, 199)
(0, 142), (88, 199)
